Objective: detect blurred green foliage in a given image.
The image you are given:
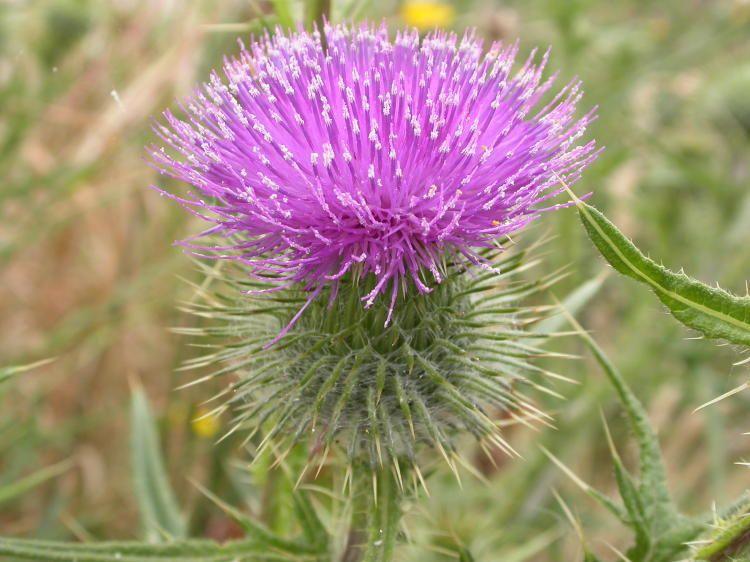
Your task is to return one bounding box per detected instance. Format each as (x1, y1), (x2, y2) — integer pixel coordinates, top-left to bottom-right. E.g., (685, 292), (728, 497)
(1, 0), (749, 560)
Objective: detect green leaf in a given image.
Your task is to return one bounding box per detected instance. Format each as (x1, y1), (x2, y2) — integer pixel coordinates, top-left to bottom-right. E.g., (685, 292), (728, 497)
(563, 310), (678, 529)
(601, 414), (652, 555)
(0, 536), (305, 561)
(554, 309), (709, 560)
(130, 384), (187, 541)
(570, 192), (750, 347)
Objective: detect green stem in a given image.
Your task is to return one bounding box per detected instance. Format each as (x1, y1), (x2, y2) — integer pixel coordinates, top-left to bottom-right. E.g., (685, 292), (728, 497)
(342, 466), (403, 562)
(694, 513), (750, 561)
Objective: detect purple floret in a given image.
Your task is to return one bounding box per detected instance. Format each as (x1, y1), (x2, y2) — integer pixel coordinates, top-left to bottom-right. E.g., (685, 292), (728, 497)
(150, 21), (598, 328)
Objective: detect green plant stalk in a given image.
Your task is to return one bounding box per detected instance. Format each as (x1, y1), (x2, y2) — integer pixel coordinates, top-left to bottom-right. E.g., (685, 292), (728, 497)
(695, 519), (750, 561)
(695, 499), (750, 561)
(0, 536), (313, 561)
(344, 466), (403, 562)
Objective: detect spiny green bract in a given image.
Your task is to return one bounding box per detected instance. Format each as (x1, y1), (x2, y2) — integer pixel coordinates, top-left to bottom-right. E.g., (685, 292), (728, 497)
(179, 245), (566, 485)
(694, 496), (750, 561)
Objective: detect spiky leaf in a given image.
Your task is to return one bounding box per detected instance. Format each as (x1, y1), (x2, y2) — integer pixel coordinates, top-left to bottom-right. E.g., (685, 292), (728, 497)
(0, 536), (310, 561)
(571, 194), (750, 347)
(554, 312), (707, 561)
(130, 385), (187, 541)
(567, 311), (677, 530)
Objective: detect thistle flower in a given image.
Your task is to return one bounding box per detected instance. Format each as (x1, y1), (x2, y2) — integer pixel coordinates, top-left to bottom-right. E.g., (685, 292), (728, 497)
(151, 22), (597, 330)
(154, 22), (597, 484)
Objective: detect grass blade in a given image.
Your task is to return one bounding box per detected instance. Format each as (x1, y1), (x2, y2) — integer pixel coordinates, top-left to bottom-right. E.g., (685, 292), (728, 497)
(0, 358), (54, 388)
(0, 458), (74, 506)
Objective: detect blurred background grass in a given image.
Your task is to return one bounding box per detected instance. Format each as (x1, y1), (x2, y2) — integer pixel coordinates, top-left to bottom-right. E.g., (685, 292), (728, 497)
(1, 0), (749, 559)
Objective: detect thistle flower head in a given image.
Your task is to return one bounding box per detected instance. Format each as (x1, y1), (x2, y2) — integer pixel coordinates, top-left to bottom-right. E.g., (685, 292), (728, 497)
(151, 22), (597, 329)
(156, 22), (598, 482)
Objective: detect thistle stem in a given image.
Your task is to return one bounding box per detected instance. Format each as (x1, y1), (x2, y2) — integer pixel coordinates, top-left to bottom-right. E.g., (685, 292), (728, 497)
(342, 466), (403, 562)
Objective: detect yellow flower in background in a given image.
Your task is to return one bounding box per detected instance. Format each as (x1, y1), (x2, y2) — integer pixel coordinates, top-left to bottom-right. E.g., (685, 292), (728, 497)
(401, 1), (455, 30)
(191, 407), (221, 439)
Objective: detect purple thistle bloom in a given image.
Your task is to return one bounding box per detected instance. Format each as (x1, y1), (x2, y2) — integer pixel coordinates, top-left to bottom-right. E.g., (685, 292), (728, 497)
(151, 22), (597, 329)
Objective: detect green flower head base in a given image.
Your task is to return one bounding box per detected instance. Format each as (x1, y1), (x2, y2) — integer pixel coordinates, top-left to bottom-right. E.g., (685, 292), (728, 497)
(183, 245), (566, 484)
